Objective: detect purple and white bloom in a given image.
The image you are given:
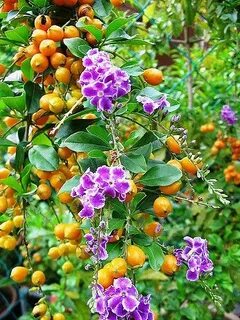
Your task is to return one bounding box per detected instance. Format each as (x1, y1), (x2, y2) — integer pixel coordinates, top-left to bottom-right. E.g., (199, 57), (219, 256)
(79, 49), (131, 113)
(94, 277), (154, 320)
(85, 227), (109, 261)
(221, 105), (238, 125)
(174, 236), (214, 282)
(136, 95), (170, 115)
(71, 166), (131, 219)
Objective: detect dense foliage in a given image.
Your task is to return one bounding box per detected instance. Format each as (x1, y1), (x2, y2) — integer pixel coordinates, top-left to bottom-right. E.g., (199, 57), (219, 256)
(0, 0), (239, 320)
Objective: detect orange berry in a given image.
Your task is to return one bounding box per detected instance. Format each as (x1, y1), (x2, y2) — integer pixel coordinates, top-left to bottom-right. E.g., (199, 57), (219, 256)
(0, 220), (14, 234)
(58, 192), (73, 204)
(25, 44), (39, 58)
(167, 159), (182, 171)
(78, 4), (94, 18)
(48, 96), (65, 114)
(86, 32), (97, 45)
(30, 53), (49, 73)
(31, 270), (46, 285)
(11, 266), (29, 282)
(31, 29), (47, 45)
(49, 172), (66, 190)
(34, 15), (52, 31)
(3, 117), (18, 128)
(109, 228), (123, 243)
(110, 257), (127, 278)
(180, 157), (198, 175)
(13, 215), (24, 228)
(39, 93), (58, 111)
(161, 254), (178, 275)
(125, 180), (137, 202)
(166, 136), (181, 154)
(35, 169), (52, 179)
(0, 63), (6, 75)
(79, 0), (95, 4)
(110, 0), (125, 7)
(143, 221), (163, 237)
(76, 245), (91, 259)
(63, 26), (80, 38)
(48, 247), (61, 260)
(0, 196), (8, 213)
(97, 268), (114, 289)
(32, 304), (47, 317)
(54, 223), (66, 240)
(0, 167), (10, 179)
(159, 181), (182, 195)
(37, 183), (52, 200)
(70, 60), (84, 76)
(153, 196), (173, 218)
(143, 68), (164, 86)
(64, 0), (78, 5)
(32, 109), (49, 126)
(39, 39), (57, 56)
(62, 261), (74, 273)
(58, 147), (72, 160)
(55, 67), (71, 84)
(126, 245), (146, 268)
(64, 223), (82, 241)
(50, 52), (66, 69)
(47, 25), (64, 41)
(53, 314), (65, 320)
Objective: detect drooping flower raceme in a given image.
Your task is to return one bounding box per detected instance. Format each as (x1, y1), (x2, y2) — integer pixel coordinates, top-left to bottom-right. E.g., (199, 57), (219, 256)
(136, 95), (170, 114)
(79, 48), (131, 112)
(221, 105), (238, 125)
(94, 277), (154, 320)
(71, 166), (130, 219)
(174, 236), (213, 282)
(85, 226), (109, 261)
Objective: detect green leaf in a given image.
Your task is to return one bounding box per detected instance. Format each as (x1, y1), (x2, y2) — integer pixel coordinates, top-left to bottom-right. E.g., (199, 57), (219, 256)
(79, 158), (106, 172)
(138, 269), (168, 281)
(93, 0), (112, 18)
(5, 25), (31, 45)
(20, 163), (32, 192)
(0, 138), (16, 146)
(140, 164), (182, 186)
(58, 175), (80, 194)
(2, 93), (26, 112)
(15, 142), (27, 171)
(142, 242), (164, 271)
(108, 218), (125, 232)
(24, 81), (43, 114)
(63, 38), (91, 58)
(32, 133), (52, 146)
(130, 192), (146, 212)
(139, 87), (162, 99)
(121, 60), (143, 76)
(62, 132), (110, 152)
(21, 58), (34, 81)
(0, 176), (23, 194)
(28, 145), (59, 171)
(0, 83), (13, 98)
(76, 21), (103, 42)
(120, 154), (147, 173)
(106, 18), (128, 38)
(32, 0), (49, 6)
(86, 125), (110, 144)
(131, 234), (153, 246)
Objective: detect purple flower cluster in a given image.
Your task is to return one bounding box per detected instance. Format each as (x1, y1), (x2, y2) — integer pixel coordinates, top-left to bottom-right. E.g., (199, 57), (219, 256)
(94, 278), (153, 320)
(174, 236), (214, 282)
(85, 226), (109, 261)
(136, 95), (170, 114)
(79, 49), (131, 112)
(71, 166), (130, 219)
(221, 105), (238, 125)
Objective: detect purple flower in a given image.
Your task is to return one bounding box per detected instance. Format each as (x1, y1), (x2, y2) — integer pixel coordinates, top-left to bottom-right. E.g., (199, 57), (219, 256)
(136, 95), (170, 114)
(94, 278), (154, 320)
(85, 227), (109, 261)
(221, 105), (238, 125)
(79, 49), (131, 113)
(71, 166), (131, 219)
(174, 236), (214, 281)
